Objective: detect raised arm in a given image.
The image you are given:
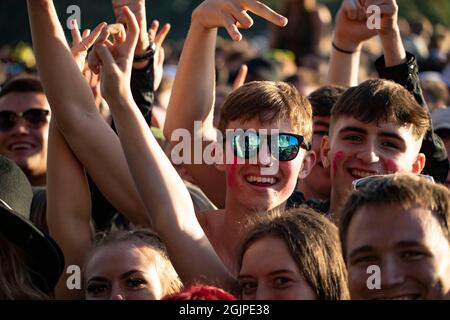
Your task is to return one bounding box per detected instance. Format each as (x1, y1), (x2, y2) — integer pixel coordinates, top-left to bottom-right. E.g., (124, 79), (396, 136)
(370, 0), (449, 182)
(326, 0), (376, 86)
(47, 120), (92, 299)
(163, 0), (287, 207)
(368, 0), (405, 66)
(27, 0), (149, 225)
(92, 7), (235, 290)
(113, 0), (170, 125)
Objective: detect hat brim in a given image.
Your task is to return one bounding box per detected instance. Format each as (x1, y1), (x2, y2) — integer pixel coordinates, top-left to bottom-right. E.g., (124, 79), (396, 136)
(0, 204), (65, 295)
(434, 124), (450, 132)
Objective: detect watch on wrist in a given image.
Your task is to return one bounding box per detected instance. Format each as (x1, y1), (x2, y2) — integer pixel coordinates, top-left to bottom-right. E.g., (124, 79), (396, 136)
(134, 42), (156, 62)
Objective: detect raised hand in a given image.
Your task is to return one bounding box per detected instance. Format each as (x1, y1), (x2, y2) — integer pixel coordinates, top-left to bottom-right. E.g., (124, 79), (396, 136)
(70, 19), (106, 71)
(148, 20), (171, 91)
(90, 6), (140, 104)
(361, 0), (399, 36)
(112, 0), (148, 54)
(192, 0), (288, 41)
(333, 0), (377, 52)
(361, 0), (404, 66)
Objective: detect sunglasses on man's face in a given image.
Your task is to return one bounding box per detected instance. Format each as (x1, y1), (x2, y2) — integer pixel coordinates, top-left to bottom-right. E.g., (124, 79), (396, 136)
(352, 174), (435, 191)
(0, 109), (50, 132)
(231, 131), (309, 162)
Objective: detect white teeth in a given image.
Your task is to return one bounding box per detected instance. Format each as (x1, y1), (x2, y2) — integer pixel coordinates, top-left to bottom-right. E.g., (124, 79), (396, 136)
(351, 170), (376, 178)
(11, 143), (32, 151)
(246, 176), (276, 185)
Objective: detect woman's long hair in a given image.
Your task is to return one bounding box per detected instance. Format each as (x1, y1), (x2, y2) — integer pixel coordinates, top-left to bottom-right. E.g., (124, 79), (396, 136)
(238, 207), (350, 300)
(0, 235), (49, 300)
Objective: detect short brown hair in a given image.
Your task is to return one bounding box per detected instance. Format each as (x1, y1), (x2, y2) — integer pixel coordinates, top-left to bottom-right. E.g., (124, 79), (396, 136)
(308, 85), (349, 117)
(331, 79), (430, 140)
(0, 75), (43, 98)
(238, 207), (349, 300)
(339, 174), (450, 259)
(217, 81), (313, 145)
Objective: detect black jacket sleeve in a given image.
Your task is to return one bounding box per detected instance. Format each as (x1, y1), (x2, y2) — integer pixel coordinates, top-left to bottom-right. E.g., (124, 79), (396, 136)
(130, 57), (155, 125)
(375, 52), (449, 183)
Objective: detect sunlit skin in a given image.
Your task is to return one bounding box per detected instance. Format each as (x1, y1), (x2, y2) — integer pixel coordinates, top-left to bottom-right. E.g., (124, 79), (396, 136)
(199, 118), (315, 275)
(296, 115), (331, 200)
(321, 116), (425, 216)
(84, 241), (164, 300)
(0, 92), (50, 186)
(346, 203), (450, 300)
(238, 236), (317, 300)
(218, 118), (314, 212)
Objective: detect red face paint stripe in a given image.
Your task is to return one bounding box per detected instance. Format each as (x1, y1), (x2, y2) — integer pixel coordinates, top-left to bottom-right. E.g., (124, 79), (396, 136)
(333, 151), (345, 177)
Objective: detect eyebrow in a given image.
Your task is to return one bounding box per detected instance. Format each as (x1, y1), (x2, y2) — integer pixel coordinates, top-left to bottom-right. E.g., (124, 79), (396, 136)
(87, 276), (108, 283)
(378, 131), (406, 144)
(87, 270), (144, 283)
(120, 270), (143, 280)
(238, 269), (295, 279)
(338, 126), (368, 135)
(268, 269), (295, 276)
(348, 245), (374, 260)
(395, 241), (423, 248)
(338, 126), (407, 142)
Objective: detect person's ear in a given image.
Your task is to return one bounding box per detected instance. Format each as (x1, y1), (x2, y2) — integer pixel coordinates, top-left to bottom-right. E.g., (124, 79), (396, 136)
(412, 152), (426, 174)
(320, 135), (331, 168)
(298, 150), (316, 179)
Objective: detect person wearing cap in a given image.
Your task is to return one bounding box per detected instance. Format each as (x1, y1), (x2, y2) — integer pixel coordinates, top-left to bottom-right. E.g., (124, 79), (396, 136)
(0, 155), (64, 299)
(432, 107), (450, 186)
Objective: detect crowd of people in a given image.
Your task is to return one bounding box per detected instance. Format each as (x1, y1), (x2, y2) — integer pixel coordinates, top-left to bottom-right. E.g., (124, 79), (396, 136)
(1, 0), (450, 300)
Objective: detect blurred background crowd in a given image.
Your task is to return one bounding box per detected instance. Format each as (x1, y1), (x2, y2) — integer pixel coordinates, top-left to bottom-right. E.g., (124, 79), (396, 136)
(1, 0), (450, 112)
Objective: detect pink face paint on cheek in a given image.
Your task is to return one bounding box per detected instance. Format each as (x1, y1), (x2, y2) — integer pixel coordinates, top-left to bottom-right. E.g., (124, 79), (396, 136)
(384, 159), (400, 173)
(227, 156), (238, 189)
(332, 151), (345, 177)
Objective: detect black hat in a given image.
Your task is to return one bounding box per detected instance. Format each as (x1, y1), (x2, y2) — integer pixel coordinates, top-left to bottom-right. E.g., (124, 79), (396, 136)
(0, 155), (64, 295)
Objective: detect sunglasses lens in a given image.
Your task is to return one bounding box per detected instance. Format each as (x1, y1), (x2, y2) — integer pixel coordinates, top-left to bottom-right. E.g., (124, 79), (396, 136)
(353, 173), (436, 191)
(0, 112), (16, 131)
(23, 109), (49, 126)
(273, 134), (300, 161)
(233, 132), (260, 159)
(0, 109), (48, 131)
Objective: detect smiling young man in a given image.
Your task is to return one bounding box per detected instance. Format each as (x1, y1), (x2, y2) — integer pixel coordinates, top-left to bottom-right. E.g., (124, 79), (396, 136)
(163, 0), (315, 273)
(319, 0), (447, 220)
(340, 174), (450, 300)
(0, 76), (50, 186)
(198, 80), (314, 273)
(321, 79), (429, 220)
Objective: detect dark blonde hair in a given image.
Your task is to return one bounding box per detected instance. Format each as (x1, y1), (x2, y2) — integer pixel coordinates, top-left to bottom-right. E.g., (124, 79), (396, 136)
(238, 207), (349, 300)
(339, 173), (450, 259)
(217, 81), (313, 145)
(331, 79), (430, 140)
(84, 227), (182, 297)
(0, 236), (49, 300)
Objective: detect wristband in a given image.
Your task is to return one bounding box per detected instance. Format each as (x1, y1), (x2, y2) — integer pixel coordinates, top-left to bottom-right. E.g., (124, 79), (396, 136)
(332, 42), (358, 54)
(134, 42), (156, 62)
